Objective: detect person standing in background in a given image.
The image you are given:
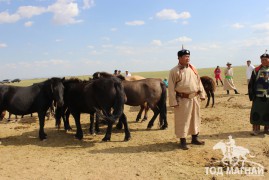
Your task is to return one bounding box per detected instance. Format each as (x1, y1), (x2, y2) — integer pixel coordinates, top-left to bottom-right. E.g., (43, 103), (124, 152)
(223, 62), (240, 94)
(246, 60), (255, 95)
(214, 66), (223, 86)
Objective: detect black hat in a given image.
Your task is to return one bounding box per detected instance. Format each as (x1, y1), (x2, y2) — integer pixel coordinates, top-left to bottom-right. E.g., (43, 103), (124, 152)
(260, 53), (269, 59)
(177, 49), (190, 57)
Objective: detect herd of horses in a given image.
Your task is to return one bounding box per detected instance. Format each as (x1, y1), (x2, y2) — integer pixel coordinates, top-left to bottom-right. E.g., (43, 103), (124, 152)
(0, 73), (215, 142)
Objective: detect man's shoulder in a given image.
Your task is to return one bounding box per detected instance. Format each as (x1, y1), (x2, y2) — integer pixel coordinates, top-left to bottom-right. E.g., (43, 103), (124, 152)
(169, 65), (179, 72)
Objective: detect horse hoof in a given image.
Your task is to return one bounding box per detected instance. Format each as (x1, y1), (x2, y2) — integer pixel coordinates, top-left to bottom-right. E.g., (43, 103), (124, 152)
(102, 137), (111, 142)
(116, 124), (123, 130)
(39, 136), (47, 141)
(124, 136), (131, 141)
(160, 125), (168, 130)
(75, 134), (83, 140)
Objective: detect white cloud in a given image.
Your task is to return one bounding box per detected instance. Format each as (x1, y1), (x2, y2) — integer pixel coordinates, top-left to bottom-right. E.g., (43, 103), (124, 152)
(125, 20), (145, 26)
(168, 36), (192, 43)
(110, 27), (117, 31)
(24, 21), (33, 27)
(232, 23), (244, 29)
(151, 40), (162, 46)
(0, 0), (86, 25)
(182, 21), (188, 25)
(83, 0), (95, 9)
(156, 9), (191, 20)
(48, 0), (82, 25)
(55, 39), (63, 42)
(252, 23), (269, 31)
(87, 45), (94, 48)
(17, 6), (47, 18)
(0, 11), (20, 23)
(0, 43), (7, 48)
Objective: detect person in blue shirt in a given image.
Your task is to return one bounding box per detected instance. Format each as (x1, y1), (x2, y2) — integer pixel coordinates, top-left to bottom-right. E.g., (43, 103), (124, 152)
(163, 78), (168, 88)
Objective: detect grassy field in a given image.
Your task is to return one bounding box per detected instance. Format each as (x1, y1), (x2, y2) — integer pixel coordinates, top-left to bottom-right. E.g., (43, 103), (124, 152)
(7, 65), (247, 87)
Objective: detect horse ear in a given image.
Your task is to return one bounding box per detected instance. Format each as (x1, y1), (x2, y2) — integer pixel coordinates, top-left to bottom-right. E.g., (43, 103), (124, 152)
(62, 77), (65, 81)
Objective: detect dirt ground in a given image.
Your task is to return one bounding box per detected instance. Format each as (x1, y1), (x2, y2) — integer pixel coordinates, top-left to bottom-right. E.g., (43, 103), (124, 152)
(0, 81), (269, 180)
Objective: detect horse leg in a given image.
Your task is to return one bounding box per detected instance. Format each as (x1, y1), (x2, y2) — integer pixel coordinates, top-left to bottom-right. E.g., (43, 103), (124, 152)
(116, 116), (123, 129)
(38, 111), (47, 140)
(95, 113), (100, 134)
(142, 105), (149, 121)
(8, 112), (11, 121)
(102, 121), (113, 142)
(205, 91), (210, 108)
(135, 105), (144, 122)
(72, 112), (83, 140)
(120, 113), (131, 141)
(147, 108), (160, 129)
(159, 103), (168, 130)
(211, 90), (215, 107)
(64, 109), (72, 131)
(89, 113), (95, 135)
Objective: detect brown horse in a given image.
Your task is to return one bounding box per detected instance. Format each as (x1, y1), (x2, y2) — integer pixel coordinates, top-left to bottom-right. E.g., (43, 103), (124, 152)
(200, 76), (216, 108)
(123, 75), (150, 121)
(93, 72), (167, 130)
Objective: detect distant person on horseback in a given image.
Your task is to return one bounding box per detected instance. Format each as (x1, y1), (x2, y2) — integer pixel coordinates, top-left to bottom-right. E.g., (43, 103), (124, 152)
(168, 48), (206, 150)
(214, 66), (223, 86)
(248, 51), (269, 135)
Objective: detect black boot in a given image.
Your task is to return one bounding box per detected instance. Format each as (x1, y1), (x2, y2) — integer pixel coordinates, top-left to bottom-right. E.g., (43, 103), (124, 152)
(191, 134), (205, 145)
(221, 81), (223, 86)
(227, 90), (229, 95)
(234, 89), (240, 94)
(179, 138), (189, 150)
(216, 81), (218, 86)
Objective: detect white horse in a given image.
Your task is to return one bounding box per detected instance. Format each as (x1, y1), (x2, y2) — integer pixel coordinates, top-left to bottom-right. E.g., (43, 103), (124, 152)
(213, 141), (252, 166)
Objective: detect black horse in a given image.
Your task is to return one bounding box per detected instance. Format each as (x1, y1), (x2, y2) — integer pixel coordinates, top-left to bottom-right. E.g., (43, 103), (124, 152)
(92, 72), (167, 130)
(0, 77), (65, 140)
(55, 77), (130, 141)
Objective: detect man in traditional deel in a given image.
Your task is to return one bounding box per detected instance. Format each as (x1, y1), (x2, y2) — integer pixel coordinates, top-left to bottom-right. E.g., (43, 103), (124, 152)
(168, 48), (206, 150)
(248, 51), (269, 135)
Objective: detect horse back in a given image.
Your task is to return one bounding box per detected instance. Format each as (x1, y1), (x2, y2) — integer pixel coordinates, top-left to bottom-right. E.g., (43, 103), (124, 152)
(123, 78), (163, 106)
(0, 84), (46, 114)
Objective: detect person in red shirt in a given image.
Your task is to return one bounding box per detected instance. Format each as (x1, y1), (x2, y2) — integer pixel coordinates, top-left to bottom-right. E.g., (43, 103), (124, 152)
(214, 66), (223, 86)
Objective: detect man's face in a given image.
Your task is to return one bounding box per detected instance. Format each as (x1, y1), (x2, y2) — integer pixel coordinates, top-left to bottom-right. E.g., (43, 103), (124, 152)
(178, 55), (190, 66)
(261, 57), (269, 66)
(247, 61), (251, 66)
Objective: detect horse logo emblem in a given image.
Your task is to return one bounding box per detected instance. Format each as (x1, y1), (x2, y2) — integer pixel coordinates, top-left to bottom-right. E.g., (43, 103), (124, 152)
(213, 135), (255, 167)
(206, 136), (264, 176)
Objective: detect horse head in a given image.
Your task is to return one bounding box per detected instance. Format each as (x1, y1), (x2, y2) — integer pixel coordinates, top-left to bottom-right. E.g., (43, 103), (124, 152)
(213, 140), (225, 150)
(50, 77), (65, 107)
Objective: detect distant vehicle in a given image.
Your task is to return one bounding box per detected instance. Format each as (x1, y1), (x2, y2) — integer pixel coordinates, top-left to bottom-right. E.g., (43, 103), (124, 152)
(11, 78), (21, 83)
(1, 79), (10, 83)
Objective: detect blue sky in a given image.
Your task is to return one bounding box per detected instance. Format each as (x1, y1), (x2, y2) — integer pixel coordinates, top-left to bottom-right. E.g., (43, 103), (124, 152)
(0, 0), (269, 79)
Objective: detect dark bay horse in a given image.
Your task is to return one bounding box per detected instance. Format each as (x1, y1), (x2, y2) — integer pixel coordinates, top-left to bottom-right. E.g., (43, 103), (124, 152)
(0, 77), (65, 140)
(93, 72), (168, 130)
(55, 77), (130, 141)
(200, 76), (216, 108)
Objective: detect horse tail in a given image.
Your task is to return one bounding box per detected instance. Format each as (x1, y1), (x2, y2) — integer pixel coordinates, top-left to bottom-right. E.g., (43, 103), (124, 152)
(110, 79), (125, 122)
(158, 81), (167, 129)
